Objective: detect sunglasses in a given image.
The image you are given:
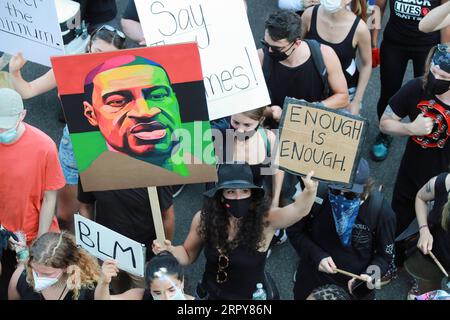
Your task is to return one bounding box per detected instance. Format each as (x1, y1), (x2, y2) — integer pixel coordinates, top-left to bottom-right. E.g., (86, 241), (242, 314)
(216, 252), (229, 284)
(260, 39), (296, 53)
(93, 24), (126, 39)
(329, 188), (361, 200)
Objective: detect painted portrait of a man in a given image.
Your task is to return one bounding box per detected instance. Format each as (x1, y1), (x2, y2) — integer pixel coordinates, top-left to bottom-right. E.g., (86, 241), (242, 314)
(82, 55), (188, 176)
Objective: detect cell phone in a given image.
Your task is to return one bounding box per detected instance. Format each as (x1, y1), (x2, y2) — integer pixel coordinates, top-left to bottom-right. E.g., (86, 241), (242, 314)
(350, 279), (374, 299)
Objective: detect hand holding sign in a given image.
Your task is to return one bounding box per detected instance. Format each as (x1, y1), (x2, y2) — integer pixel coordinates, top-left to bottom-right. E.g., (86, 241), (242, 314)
(8, 53), (27, 74)
(100, 259), (119, 285)
(152, 239), (174, 255)
(300, 171), (318, 193)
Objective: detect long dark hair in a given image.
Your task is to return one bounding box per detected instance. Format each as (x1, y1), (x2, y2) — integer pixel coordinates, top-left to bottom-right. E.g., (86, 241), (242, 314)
(199, 190), (271, 253)
(422, 45), (438, 93)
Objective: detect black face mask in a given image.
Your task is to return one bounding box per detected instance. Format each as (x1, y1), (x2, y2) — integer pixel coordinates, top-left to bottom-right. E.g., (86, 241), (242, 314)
(268, 42), (296, 62)
(428, 72), (450, 95)
(222, 197), (252, 219)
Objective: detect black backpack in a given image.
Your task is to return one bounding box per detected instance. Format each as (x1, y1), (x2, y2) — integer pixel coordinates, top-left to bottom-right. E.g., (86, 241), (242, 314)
(262, 39), (330, 101)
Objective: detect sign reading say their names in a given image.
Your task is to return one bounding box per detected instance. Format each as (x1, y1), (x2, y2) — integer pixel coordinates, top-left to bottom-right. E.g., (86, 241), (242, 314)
(278, 98), (368, 184)
(74, 215), (146, 277)
(135, 0), (270, 120)
(0, 0), (64, 67)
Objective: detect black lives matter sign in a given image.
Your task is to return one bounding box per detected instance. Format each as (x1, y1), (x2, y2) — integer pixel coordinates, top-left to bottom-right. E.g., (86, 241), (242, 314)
(277, 98), (368, 184)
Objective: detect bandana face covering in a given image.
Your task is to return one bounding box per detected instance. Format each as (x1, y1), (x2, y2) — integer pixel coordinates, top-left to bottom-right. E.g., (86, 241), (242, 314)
(328, 191), (361, 247)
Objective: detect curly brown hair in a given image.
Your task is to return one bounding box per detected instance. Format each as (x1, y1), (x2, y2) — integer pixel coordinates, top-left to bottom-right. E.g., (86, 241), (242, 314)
(198, 190), (271, 253)
(26, 232), (100, 300)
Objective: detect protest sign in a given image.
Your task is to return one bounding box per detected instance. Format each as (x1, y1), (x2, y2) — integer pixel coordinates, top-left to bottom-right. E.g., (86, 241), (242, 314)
(278, 98), (368, 184)
(134, 0), (270, 120)
(74, 215), (146, 277)
(0, 0), (64, 66)
(52, 44), (217, 192)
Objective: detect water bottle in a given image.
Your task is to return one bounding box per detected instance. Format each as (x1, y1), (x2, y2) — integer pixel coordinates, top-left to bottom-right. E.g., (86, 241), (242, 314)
(252, 283), (267, 300)
(14, 231), (29, 262)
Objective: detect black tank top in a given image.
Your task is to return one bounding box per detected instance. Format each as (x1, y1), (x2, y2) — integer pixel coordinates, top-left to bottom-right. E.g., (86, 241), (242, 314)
(266, 45), (324, 108)
(306, 5), (360, 89)
(203, 245), (267, 299)
(383, 0), (440, 48)
(429, 173), (450, 270)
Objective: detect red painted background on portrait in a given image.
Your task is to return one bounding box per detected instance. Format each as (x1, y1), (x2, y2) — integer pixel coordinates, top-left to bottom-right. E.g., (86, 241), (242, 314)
(51, 42), (204, 95)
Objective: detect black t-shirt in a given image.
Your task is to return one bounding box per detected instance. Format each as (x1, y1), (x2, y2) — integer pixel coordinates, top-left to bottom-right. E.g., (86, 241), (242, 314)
(389, 78), (450, 198)
(383, 0), (440, 48)
(123, 0), (140, 22)
(429, 173), (450, 270)
(16, 271), (95, 300)
(78, 180), (173, 260)
(75, 0), (117, 25)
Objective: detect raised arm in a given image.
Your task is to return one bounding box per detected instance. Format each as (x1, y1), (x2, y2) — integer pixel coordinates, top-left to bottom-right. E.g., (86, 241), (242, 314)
(267, 171), (318, 230)
(419, 1), (450, 33)
(9, 53), (57, 99)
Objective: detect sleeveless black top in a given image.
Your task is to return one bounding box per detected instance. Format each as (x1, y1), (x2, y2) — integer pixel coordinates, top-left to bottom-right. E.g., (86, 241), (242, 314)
(203, 245), (267, 300)
(428, 173), (450, 270)
(266, 44), (324, 108)
(16, 271), (94, 300)
(306, 5), (360, 90)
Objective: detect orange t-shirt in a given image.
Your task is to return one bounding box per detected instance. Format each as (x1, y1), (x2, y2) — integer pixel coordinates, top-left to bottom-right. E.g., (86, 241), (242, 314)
(0, 124), (65, 244)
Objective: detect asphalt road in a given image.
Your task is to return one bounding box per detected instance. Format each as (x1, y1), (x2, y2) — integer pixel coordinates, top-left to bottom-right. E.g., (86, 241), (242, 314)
(2, 0), (417, 299)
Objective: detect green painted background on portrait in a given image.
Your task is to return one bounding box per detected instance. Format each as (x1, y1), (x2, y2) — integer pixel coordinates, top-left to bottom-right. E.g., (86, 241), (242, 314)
(71, 121), (216, 173)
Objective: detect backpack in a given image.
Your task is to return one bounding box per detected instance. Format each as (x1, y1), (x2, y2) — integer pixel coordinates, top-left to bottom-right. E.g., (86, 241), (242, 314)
(262, 39), (330, 101)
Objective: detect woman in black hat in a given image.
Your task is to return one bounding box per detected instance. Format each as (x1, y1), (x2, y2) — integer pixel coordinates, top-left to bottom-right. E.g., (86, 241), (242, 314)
(153, 163), (318, 300)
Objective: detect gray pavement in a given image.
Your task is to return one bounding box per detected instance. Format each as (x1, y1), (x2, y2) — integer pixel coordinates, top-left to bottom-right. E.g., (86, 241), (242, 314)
(3, 0), (419, 300)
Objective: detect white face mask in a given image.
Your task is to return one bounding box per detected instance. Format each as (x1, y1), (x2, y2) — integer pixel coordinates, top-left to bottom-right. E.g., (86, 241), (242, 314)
(321, 0), (343, 13)
(32, 270), (61, 292)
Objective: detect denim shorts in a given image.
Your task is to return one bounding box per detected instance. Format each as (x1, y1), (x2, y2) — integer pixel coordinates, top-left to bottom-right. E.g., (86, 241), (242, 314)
(58, 125), (78, 185)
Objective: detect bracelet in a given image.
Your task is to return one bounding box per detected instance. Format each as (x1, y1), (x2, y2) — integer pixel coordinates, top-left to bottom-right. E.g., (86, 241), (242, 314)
(419, 224), (429, 231)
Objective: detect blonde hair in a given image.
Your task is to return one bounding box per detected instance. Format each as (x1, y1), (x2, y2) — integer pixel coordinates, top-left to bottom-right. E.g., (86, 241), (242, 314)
(26, 232), (100, 300)
(442, 193), (450, 231)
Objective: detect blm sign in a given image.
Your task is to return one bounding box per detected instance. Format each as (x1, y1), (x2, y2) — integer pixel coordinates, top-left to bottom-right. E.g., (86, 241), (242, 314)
(278, 98), (368, 184)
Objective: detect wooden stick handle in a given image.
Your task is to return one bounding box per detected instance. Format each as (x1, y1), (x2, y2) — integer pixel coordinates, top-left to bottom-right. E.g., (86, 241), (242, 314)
(147, 187), (166, 245)
(429, 251), (449, 277)
(335, 268), (366, 281)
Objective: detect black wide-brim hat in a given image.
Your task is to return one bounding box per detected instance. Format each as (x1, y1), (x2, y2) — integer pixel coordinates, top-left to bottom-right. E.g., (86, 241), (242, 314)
(203, 163), (265, 198)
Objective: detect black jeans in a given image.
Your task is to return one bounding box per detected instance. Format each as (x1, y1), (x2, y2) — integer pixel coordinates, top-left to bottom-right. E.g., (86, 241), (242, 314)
(0, 249), (17, 300)
(376, 41), (433, 120)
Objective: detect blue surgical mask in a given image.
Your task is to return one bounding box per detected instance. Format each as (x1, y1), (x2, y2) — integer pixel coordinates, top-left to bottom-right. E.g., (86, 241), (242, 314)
(328, 191), (361, 247)
(0, 126), (18, 144)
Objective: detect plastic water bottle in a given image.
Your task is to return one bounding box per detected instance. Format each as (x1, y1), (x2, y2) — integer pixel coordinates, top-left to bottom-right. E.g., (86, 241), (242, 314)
(252, 283), (267, 300)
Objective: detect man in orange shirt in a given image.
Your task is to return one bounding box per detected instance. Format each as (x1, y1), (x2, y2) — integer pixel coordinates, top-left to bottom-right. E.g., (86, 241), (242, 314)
(0, 88), (65, 299)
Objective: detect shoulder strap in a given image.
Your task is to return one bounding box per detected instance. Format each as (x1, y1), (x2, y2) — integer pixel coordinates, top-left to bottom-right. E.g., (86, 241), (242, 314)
(304, 39), (330, 100)
(309, 5), (320, 36)
(434, 172), (449, 196)
(257, 127), (271, 157)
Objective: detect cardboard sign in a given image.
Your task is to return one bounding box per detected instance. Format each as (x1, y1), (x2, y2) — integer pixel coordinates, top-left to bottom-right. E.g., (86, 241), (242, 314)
(278, 98), (368, 184)
(74, 215), (146, 277)
(135, 0), (270, 120)
(52, 44), (217, 191)
(0, 0), (64, 66)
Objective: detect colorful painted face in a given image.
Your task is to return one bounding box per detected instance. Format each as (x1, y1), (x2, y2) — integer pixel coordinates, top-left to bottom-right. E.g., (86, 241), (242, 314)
(84, 64), (182, 159)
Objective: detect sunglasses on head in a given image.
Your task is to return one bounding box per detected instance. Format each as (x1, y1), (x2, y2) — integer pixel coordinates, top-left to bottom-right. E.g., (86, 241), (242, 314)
(329, 188), (361, 200)
(93, 24), (126, 39)
(260, 39), (296, 52)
